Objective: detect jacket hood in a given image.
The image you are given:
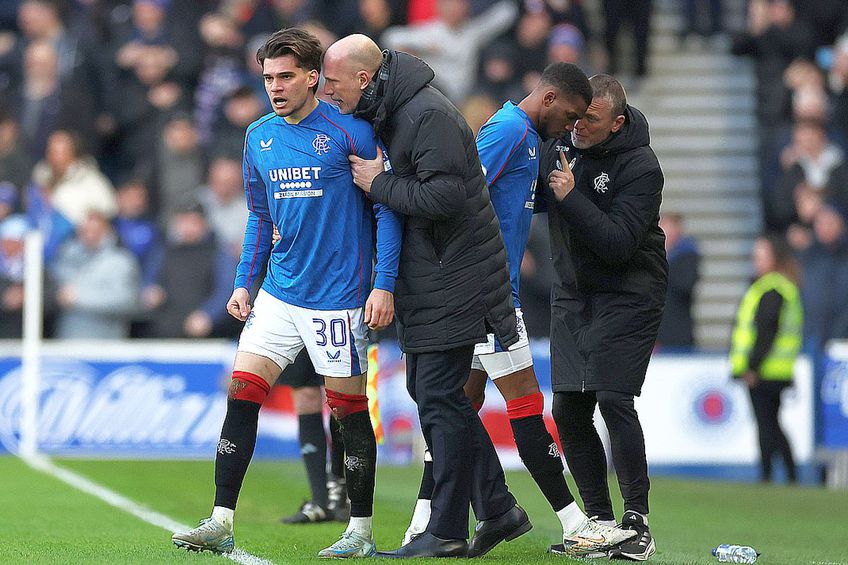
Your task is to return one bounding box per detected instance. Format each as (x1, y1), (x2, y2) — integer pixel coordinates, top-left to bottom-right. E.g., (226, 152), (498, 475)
(354, 50), (435, 135)
(579, 105), (651, 159)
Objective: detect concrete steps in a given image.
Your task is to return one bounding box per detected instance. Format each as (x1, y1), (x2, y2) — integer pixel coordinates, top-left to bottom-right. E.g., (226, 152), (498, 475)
(629, 0), (758, 349)
(652, 94), (755, 114)
(663, 176), (757, 194)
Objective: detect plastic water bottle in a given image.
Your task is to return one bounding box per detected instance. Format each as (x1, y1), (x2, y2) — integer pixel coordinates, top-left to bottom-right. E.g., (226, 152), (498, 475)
(711, 544), (759, 563)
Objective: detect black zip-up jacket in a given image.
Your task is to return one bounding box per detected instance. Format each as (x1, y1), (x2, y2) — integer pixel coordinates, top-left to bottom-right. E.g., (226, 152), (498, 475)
(355, 51), (518, 353)
(540, 105), (668, 395)
(542, 105), (668, 299)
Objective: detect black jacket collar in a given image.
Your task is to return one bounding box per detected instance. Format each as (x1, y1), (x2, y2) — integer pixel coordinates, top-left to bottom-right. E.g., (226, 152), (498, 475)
(354, 50), (435, 136)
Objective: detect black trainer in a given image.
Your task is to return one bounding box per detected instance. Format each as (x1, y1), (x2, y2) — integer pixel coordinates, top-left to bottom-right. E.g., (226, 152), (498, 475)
(280, 500), (331, 524)
(608, 510), (656, 561)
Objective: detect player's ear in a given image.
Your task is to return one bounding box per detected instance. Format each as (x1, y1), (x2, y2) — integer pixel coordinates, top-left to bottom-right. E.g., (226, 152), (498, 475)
(543, 89), (556, 107)
(307, 69), (319, 89)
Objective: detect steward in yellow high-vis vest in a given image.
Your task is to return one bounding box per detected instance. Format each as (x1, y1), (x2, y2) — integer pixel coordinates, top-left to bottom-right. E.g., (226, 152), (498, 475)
(729, 234), (802, 483)
(730, 271), (803, 381)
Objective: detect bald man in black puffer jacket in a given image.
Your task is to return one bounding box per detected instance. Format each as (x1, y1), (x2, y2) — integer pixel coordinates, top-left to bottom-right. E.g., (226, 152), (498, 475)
(324, 35), (529, 558)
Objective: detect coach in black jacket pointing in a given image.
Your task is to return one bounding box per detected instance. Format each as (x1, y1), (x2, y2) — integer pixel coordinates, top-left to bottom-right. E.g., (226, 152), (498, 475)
(323, 34), (530, 558)
(541, 74), (667, 561)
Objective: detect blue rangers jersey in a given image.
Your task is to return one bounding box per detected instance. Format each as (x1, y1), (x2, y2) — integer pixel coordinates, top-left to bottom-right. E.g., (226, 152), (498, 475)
(476, 101), (539, 307)
(236, 99), (402, 310)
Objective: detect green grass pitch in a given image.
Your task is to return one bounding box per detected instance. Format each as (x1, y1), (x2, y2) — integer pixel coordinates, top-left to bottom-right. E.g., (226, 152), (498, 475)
(2, 456), (846, 564)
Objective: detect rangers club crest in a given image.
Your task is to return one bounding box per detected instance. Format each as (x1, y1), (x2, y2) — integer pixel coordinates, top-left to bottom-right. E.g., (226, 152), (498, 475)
(312, 133), (331, 155)
(594, 172), (610, 193)
(217, 438), (237, 454)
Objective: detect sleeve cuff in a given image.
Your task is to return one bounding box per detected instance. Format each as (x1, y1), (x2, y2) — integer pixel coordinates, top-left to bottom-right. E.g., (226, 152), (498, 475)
(373, 274), (396, 294)
(370, 172), (390, 203)
(555, 187), (583, 215)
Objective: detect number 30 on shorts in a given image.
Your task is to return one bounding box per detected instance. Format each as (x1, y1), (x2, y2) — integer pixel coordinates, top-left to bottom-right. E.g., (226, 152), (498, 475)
(313, 317), (348, 347)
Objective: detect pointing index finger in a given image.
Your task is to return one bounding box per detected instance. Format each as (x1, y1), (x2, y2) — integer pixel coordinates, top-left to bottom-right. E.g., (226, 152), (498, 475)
(559, 150), (570, 169)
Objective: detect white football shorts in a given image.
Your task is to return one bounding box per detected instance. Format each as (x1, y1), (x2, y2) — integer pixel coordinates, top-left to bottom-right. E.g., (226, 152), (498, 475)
(238, 289), (369, 378)
(471, 307), (533, 379)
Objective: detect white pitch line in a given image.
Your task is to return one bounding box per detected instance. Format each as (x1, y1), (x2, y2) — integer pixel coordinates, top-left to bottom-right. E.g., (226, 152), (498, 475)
(22, 453), (274, 565)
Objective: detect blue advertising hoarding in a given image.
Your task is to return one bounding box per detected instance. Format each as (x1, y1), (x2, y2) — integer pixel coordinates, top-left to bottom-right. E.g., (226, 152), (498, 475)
(0, 340), (422, 462)
(0, 341), (304, 458)
(823, 343), (848, 449)
(0, 339), (823, 468)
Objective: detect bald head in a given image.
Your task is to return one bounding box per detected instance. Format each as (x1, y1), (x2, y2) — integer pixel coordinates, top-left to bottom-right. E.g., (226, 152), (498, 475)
(325, 34), (383, 75)
(323, 34), (385, 114)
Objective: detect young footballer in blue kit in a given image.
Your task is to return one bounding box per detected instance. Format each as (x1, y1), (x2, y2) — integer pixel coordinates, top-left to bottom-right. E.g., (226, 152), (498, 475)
(400, 63), (636, 557)
(172, 28), (401, 559)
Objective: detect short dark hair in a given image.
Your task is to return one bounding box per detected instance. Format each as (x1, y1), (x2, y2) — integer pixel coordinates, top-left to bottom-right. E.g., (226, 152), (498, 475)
(229, 85), (256, 100)
(589, 74), (627, 117)
(50, 129), (85, 158)
(539, 62), (592, 105)
(173, 196), (206, 218)
(256, 27), (323, 74)
(758, 231), (799, 283)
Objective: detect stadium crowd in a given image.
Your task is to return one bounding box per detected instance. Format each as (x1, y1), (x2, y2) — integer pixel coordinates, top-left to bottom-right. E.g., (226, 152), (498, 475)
(5, 0), (848, 351)
(0, 0), (615, 341)
(731, 0), (848, 352)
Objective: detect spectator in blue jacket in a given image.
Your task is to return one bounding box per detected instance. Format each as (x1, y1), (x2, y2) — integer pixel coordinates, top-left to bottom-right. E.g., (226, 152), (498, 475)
(114, 178), (161, 288)
(799, 203), (848, 348)
(657, 213), (700, 350)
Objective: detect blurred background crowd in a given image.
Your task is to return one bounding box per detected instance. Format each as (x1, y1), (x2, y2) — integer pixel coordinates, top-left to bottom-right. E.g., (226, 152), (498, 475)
(730, 0), (848, 354)
(1, 0), (847, 351)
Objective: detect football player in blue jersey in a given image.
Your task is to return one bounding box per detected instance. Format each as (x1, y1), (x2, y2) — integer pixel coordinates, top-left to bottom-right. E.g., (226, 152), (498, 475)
(172, 28), (402, 559)
(396, 63), (637, 557)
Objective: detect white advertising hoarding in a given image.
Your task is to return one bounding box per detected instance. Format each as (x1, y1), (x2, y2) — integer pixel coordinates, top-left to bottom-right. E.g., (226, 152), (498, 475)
(637, 355), (813, 465)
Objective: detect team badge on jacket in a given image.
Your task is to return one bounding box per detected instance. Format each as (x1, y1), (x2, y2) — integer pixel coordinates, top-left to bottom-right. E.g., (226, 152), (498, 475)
(594, 172), (610, 193)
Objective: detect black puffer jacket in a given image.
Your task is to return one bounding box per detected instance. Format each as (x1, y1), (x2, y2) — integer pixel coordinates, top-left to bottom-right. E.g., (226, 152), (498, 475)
(356, 51), (518, 353)
(539, 106), (668, 395)
(542, 106), (668, 298)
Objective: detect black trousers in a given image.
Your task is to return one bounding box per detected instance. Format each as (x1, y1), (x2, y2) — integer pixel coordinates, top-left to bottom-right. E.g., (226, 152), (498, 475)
(553, 390), (649, 519)
(748, 380), (796, 482)
(604, 0), (652, 76)
(682, 0), (722, 36)
(406, 345), (515, 540)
